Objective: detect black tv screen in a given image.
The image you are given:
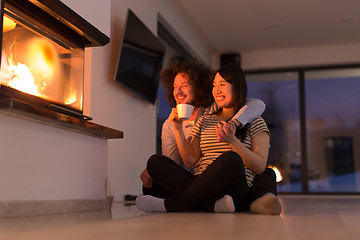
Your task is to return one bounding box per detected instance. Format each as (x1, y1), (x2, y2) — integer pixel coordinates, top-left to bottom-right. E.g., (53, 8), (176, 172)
(115, 9), (165, 105)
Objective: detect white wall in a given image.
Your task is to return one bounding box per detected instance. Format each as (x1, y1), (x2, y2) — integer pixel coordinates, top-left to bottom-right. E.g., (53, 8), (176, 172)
(0, 0), (213, 202)
(103, 0), (214, 200)
(0, 113), (107, 201)
(241, 43), (360, 70)
(0, 0), (111, 202)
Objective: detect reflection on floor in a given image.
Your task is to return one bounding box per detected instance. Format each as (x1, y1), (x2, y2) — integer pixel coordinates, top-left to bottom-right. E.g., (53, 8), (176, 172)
(1, 195), (360, 240)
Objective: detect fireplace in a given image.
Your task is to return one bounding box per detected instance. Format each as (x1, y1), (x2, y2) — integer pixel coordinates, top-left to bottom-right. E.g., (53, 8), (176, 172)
(0, 0), (123, 139)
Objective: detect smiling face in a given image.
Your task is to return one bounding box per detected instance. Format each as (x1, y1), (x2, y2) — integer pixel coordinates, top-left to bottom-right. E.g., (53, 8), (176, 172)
(212, 72), (233, 109)
(173, 73), (195, 105)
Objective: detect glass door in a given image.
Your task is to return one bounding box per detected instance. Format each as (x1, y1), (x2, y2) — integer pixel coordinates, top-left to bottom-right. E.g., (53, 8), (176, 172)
(305, 68), (360, 192)
(247, 72), (301, 192)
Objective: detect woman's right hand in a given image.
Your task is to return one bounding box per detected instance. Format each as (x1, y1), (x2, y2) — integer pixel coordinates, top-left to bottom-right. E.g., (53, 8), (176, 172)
(169, 108), (183, 129)
(216, 121), (236, 143)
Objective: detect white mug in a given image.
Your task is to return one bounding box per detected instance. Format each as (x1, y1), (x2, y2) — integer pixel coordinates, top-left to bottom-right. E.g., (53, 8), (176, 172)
(177, 104), (194, 120)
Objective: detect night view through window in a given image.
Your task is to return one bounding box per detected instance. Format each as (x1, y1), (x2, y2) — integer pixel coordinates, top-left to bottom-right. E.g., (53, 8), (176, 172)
(247, 68), (360, 193)
(305, 69), (360, 192)
(246, 72), (301, 192)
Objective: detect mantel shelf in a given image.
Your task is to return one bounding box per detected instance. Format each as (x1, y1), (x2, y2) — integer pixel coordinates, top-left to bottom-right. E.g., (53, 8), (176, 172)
(0, 98), (123, 139)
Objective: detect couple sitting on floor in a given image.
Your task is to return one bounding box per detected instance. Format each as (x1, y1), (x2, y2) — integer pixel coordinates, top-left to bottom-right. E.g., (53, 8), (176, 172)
(136, 58), (282, 214)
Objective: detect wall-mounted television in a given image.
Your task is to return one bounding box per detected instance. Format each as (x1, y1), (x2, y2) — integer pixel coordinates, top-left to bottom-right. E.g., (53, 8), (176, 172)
(114, 9), (165, 105)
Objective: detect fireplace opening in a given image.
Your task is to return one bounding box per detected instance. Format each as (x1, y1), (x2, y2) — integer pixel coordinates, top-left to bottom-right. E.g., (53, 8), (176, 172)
(0, 0), (123, 139)
(1, 13), (84, 113)
(0, 0), (109, 120)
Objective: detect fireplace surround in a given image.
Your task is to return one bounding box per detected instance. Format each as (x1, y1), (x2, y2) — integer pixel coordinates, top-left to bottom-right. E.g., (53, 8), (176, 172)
(0, 0), (123, 139)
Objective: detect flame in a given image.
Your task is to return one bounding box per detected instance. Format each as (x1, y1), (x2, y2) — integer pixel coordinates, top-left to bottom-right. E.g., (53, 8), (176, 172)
(65, 93), (77, 105)
(270, 166), (283, 183)
(27, 38), (58, 80)
(3, 16), (17, 32)
(0, 38), (58, 98)
(3, 57), (42, 97)
(0, 36), (80, 108)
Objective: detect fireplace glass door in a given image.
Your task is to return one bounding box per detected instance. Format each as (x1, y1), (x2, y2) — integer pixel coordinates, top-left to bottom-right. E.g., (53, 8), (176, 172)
(1, 13), (84, 112)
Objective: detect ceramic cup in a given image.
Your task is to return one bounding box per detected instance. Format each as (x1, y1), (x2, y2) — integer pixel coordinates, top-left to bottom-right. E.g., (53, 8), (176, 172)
(177, 104), (194, 120)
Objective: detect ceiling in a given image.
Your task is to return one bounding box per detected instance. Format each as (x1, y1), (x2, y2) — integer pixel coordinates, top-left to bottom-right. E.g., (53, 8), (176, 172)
(177, 0), (360, 53)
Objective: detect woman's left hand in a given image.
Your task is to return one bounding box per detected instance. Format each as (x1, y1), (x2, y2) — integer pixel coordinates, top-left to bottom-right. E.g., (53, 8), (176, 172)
(216, 121), (236, 143)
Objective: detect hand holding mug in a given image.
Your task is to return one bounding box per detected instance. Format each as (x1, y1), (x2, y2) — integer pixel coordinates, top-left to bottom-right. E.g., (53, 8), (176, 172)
(169, 108), (183, 129)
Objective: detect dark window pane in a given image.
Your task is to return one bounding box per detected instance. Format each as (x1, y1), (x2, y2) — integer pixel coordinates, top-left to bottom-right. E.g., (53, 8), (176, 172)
(247, 72), (301, 192)
(305, 69), (360, 192)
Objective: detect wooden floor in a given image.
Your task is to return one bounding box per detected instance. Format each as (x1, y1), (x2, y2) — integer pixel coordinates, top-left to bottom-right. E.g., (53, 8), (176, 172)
(1, 195), (360, 240)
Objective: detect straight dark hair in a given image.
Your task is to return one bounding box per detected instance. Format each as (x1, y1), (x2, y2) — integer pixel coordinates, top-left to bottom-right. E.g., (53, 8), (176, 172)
(215, 63), (248, 140)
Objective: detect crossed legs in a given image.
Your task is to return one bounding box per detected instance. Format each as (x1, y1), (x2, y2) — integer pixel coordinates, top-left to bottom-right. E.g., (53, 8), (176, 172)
(138, 151), (250, 212)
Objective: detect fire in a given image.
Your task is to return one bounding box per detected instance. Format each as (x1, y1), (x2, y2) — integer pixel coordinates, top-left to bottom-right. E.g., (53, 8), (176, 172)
(27, 38), (58, 80)
(3, 57), (42, 97)
(65, 93), (77, 105)
(0, 38), (58, 98)
(3, 16), (17, 32)
(270, 166), (283, 183)
(1, 15), (83, 111)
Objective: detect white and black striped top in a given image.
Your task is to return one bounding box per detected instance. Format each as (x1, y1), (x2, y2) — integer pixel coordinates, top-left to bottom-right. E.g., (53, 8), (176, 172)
(190, 115), (269, 187)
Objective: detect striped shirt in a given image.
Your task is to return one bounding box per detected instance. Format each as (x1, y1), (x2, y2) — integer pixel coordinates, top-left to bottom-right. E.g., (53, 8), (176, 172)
(190, 115), (269, 186)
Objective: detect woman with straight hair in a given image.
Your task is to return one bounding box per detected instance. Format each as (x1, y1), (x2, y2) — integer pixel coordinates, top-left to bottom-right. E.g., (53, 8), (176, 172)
(136, 63), (281, 214)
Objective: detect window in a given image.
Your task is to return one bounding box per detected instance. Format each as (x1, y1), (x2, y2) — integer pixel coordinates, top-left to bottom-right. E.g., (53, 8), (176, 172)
(305, 68), (360, 192)
(247, 72), (301, 192)
(246, 66), (360, 193)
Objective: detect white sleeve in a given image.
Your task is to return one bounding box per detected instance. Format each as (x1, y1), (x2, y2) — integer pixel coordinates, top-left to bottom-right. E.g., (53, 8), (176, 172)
(231, 98), (266, 126)
(161, 119), (181, 165)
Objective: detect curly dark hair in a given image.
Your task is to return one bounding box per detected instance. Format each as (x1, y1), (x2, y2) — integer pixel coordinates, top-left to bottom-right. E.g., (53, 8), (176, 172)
(160, 57), (214, 108)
